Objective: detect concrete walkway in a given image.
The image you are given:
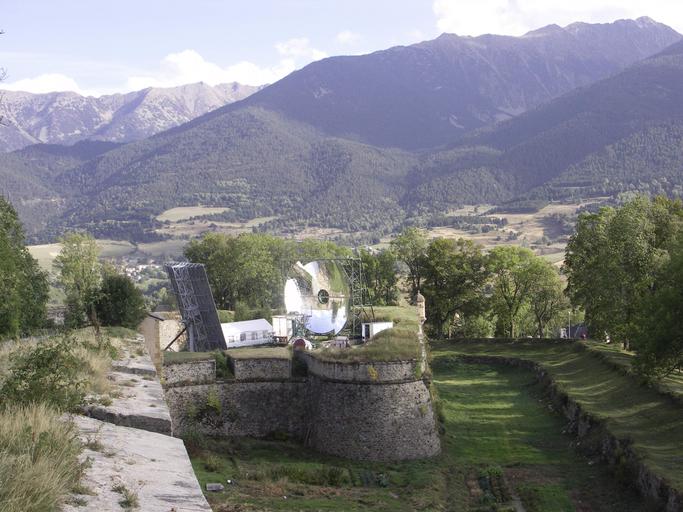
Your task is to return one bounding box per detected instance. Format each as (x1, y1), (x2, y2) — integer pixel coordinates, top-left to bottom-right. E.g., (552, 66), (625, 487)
(62, 335), (211, 511)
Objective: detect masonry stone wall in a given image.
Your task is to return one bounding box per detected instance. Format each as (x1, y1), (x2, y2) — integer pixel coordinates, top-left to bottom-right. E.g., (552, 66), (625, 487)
(165, 381), (308, 439)
(139, 313), (183, 369)
(163, 359), (216, 385)
(231, 357), (291, 381)
(306, 376), (441, 461)
(164, 352), (441, 461)
(299, 352), (418, 383)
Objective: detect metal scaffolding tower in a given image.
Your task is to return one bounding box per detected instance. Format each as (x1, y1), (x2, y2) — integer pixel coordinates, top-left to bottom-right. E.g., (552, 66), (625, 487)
(164, 262), (226, 352)
(336, 257), (374, 338)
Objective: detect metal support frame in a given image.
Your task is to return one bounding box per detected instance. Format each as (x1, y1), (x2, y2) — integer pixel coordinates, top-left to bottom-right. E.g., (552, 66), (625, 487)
(334, 258), (374, 339)
(170, 263), (207, 352)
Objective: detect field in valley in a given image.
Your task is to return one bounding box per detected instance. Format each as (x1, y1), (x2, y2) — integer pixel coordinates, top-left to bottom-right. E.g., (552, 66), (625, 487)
(371, 200), (606, 268)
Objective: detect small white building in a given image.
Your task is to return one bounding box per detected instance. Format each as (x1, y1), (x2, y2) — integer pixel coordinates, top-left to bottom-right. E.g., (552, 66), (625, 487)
(272, 315), (294, 339)
(361, 321), (394, 341)
(221, 318), (273, 348)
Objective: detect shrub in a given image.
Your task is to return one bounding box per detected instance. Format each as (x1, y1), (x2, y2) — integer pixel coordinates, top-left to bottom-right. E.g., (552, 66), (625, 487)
(95, 273), (147, 329)
(0, 404), (84, 512)
(0, 335), (87, 411)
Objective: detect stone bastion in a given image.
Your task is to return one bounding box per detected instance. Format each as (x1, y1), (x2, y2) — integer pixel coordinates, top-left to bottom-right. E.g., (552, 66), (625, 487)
(163, 352), (441, 461)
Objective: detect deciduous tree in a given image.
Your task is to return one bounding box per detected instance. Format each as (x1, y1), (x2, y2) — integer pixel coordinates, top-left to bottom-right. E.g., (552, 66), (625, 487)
(422, 238), (489, 338)
(54, 233), (101, 328)
(390, 227), (429, 302)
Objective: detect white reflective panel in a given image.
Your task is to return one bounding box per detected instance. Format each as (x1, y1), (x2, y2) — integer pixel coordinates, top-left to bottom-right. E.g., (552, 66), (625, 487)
(284, 260), (350, 335)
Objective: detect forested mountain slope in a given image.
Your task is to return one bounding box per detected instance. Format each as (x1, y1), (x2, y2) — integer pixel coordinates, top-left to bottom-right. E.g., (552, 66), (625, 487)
(3, 22), (683, 242)
(229, 17), (680, 149)
(450, 40), (683, 199)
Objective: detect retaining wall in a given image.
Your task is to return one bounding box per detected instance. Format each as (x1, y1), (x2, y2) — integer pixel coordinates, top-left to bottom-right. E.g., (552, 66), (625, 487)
(164, 352), (441, 461)
(166, 381), (308, 438)
(299, 352), (418, 383)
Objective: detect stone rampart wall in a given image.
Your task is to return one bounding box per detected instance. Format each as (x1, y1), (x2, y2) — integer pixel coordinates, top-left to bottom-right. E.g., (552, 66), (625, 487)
(306, 376), (440, 461)
(165, 381), (308, 439)
(164, 354), (441, 461)
(230, 357), (291, 381)
(163, 359), (216, 385)
(299, 352), (418, 383)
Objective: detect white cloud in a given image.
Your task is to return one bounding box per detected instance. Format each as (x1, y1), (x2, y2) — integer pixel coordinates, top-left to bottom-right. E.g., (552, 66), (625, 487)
(275, 37), (327, 60)
(433, 0), (683, 36)
(1, 37), (328, 96)
(336, 30), (363, 45)
(125, 49), (295, 90)
(0, 73), (85, 94)
(127, 38), (326, 91)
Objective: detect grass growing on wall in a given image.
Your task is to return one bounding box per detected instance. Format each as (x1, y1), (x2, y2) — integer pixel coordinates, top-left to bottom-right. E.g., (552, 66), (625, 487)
(0, 404), (86, 512)
(314, 327), (420, 363)
(225, 346), (291, 360)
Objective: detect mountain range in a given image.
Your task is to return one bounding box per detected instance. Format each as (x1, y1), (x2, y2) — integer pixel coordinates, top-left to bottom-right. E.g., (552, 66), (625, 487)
(1, 17), (682, 243)
(0, 82), (262, 152)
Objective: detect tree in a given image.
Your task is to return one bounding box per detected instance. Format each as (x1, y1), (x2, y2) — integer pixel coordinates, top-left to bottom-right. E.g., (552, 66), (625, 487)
(422, 238), (490, 338)
(360, 249), (399, 306)
(54, 233), (101, 328)
(95, 270), (146, 329)
(0, 197), (48, 338)
(527, 259), (569, 337)
(565, 196), (683, 347)
(390, 227), (429, 301)
(185, 232), (352, 311)
(633, 236), (683, 377)
(488, 246), (539, 338)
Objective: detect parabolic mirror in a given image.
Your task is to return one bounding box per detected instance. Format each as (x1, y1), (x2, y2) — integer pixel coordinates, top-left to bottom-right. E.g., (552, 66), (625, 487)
(284, 260), (350, 335)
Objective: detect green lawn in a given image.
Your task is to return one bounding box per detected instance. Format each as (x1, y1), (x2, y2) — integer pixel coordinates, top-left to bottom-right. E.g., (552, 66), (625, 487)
(188, 351), (647, 511)
(582, 340), (683, 400)
(370, 305), (420, 329)
(163, 351), (216, 365)
(224, 346), (291, 360)
(434, 340), (683, 492)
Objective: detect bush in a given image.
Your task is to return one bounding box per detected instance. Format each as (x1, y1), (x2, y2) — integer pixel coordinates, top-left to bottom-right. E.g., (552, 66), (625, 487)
(0, 404), (85, 512)
(0, 335), (87, 411)
(95, 273), (147, 329)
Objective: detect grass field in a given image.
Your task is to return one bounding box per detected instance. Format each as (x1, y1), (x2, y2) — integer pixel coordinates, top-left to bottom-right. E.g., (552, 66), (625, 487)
(28, 240), (137, 271)
(434, 340), (683, 492)
(157, 206), (234, 222)
(189, 354), (648, 511)
(155, 213), (277, 239)
(582, 341), (683, 402)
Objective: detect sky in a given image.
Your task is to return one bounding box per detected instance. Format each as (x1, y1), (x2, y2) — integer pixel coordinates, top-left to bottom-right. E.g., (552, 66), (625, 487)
(1, 0), (682, 96)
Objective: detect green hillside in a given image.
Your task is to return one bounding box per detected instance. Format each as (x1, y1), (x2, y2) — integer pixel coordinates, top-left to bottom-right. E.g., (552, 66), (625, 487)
(3, 43), (683, 243)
